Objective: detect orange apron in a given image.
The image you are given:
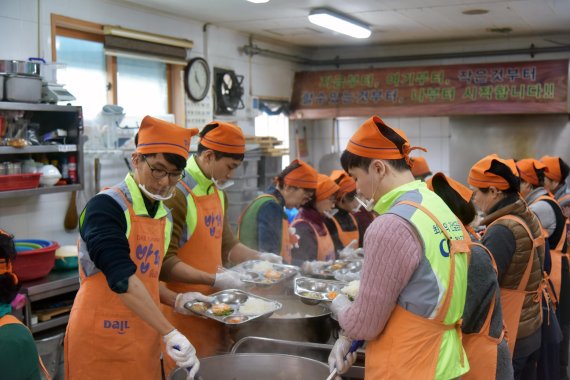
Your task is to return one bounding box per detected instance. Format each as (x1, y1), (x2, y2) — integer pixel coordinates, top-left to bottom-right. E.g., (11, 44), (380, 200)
(161, 180), (227, 370)
(291, 218), (335, 262)
(237, 194), (291, 263)
(64, 188), (165, 380)
(488, 215), (544, 355)
(365, 200), (469, 379)
(0, 314), (51, 379)
(462, 242), (504, 380)
(331, 213), (360, 248)
(531, 195), (568, 298)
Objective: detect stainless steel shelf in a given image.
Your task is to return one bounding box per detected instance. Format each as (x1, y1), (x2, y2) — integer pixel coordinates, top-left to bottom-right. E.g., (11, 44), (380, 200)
(0, 102), (81, 112)
(21, 270), (80, 301)
(30, 314), (70, 334)
(0, 184), (82, 199)
(0, 144), (77, 154)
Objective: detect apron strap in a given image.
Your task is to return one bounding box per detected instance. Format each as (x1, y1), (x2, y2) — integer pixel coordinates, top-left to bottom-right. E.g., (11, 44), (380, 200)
(532, 195), (568, 252)
(396, 200), (470, 323)
(465, 225), (481, 241)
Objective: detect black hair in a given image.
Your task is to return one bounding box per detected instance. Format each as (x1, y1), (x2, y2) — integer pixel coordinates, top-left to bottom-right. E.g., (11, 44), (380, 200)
(559, 158), (569, 182)
(134, 133), (187, 171)
(196, 123), (245, 161)
(431, 176), (476, 225)
(340, 119), (410, 173)
(535, 168), (545, 187)
(478, 159), (520, 194)
(0, 232), (20, 304)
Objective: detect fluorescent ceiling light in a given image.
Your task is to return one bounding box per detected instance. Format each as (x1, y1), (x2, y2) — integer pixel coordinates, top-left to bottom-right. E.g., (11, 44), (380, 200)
(247, 0), (270, 3)
(308, 8), (371, 39)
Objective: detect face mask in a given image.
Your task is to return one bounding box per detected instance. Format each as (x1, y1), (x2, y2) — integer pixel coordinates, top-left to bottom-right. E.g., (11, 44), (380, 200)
(212, 178), (234, 190)
(139, 184), (173, 201)
(323, 208), (338, 219)
(355, 195), (374, 211)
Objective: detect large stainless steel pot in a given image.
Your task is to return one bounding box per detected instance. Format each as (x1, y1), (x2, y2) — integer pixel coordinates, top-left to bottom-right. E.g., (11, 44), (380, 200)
(230, 295), (336, 344)
(0, 60), (40, 76)
(168, 353), (330, 380)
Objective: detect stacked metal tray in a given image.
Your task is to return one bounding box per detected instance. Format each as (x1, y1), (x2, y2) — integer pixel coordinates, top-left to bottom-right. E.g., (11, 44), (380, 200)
(304, 259), (362, 280)
(294, 277), (347, 303)
(184, 289), (282, 325)
(231, 260), (299, 285)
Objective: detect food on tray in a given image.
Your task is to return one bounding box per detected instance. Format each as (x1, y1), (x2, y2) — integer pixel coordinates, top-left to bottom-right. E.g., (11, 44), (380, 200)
(300, 291), (323, 300)
(226, 316), (245, 324)
(342, 280), (361, 301)
(210, 303), (234, 316)
(264, 269), (283, 280)
(250, 261), (274, 272)
(189, 302), (209, 313)
(327, 291), (338, 300)
(239, 298), (276, 316)
(330, 262), (346, 271)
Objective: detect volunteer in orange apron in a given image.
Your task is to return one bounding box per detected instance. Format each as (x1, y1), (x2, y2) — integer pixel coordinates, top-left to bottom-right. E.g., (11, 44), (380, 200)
(237, 159), (318, 264)
(0, 229), (49, 380)
(468, 154), (545, 380)
(65, 116), (202, 380)
(324, 170), (361, 257)
(160, 122), (280, 368)
(427, 172), (512, 379)
(329, 116), (469, 380)
(410, 156), (432, 181)
(517, 157), (569, 379)
(290, 174), (339, 266)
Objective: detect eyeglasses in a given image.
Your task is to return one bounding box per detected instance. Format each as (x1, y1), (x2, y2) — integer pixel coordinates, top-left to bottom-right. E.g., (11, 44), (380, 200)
(142, 155), (185, 181)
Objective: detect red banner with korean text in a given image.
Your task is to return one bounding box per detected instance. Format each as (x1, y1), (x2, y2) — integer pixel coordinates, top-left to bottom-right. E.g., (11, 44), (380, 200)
(290, 59), (569, 118)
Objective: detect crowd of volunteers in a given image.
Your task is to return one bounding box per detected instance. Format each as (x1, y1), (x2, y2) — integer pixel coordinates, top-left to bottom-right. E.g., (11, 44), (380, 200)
(1, 113), (569, 380)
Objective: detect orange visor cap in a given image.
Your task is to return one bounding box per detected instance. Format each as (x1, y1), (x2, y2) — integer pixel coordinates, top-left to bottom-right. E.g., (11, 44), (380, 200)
(200, 121), (245, 154)
(346, 116), (426, 164)
(316, 173), (340, 202)
(427, 172), (473, 204)
(468, 154), (518, 190)
(283, 159), (318, 189)
(410, 156), (432, 177)
(136, 116), (197, 160)
(540, 155), (563, 183)
(516, 158), (547, 186)
(330, 170), (356, 197)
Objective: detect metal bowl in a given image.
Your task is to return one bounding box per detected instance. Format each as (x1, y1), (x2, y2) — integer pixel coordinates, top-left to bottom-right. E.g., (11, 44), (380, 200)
(213, 291), (249, 304)
(192, 353), (329, 380)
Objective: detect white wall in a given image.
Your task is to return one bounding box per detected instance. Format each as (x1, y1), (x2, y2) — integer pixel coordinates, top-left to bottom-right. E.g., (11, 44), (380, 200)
(0, 0), (300, 244)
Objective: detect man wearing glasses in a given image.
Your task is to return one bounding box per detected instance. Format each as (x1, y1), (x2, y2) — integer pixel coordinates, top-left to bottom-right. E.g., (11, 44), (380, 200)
(65, 116), (206, 380)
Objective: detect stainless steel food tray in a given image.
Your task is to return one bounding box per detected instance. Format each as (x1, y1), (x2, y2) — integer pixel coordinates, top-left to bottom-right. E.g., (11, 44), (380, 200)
(303, 259), (362, 280)
(294, 277), (347, 303)
(184, 289), (282, 325)
(231, 260), (299, 285)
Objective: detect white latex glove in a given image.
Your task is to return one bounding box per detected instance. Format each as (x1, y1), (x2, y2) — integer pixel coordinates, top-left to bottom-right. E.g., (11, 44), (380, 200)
(163, 329), (200, 378)
(328, 335), (358, 377)
(330, 293), (351, 317)
(339, 240), (364, 260)
(213, 270), (245, 289)
(301, 260), (327, 274)
(289, 227), (300, 249)
(258, 252), (283, 264)
(174, 292), (214, 315)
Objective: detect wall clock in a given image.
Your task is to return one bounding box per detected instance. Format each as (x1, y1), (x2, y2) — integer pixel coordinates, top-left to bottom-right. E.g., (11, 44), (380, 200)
(184, 57), (210, 102)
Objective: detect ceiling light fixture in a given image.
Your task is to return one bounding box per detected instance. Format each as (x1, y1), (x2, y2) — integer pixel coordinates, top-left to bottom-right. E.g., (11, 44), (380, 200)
(247, 0), (270, 3)
(308, 8), (371, 39)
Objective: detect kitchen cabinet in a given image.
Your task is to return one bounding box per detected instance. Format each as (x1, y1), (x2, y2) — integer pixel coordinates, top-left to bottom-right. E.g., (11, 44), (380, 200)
(0, 102), (83, 198)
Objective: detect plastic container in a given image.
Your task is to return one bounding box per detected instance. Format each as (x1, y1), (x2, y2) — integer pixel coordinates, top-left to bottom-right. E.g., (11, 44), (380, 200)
(0, 173), (41, 191)
(54, 245), (78, 271)
(12, 241), (58, 282)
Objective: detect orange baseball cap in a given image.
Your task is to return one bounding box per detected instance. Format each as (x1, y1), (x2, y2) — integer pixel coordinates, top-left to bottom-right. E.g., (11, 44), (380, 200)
(330, 170), (356, 197)
(427, 172), (473, 203)
(283, 159), (318, 189)
(468, 154), (518, 190)
(346, 116), (426, 165)
(136, 116), (197, 160)
(540, 155), (563, 182)
(200, 121), (245, 154)
(410, 156), (432, 178)
(516, 158), (547, 186)
(316, 173), (340, 202)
